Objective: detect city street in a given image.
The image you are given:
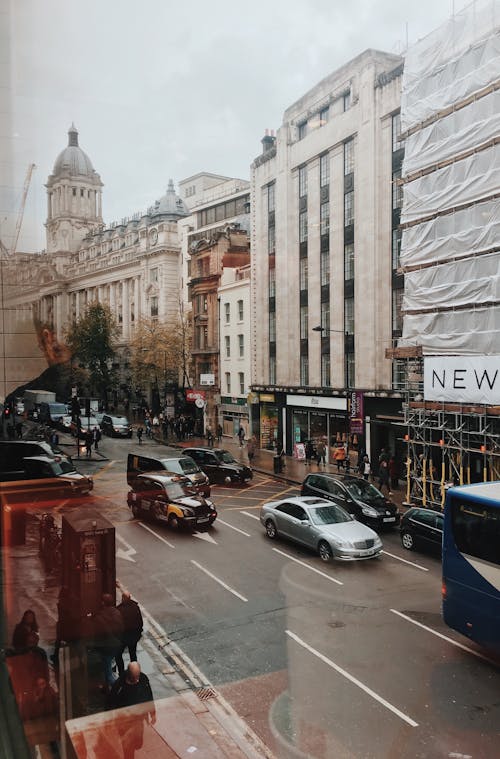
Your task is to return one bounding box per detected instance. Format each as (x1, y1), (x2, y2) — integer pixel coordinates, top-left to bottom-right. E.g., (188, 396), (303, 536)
(73, 435), (500, 759)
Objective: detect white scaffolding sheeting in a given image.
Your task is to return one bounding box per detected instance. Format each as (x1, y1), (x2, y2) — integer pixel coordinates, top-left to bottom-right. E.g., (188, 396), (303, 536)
(399, 0), (500, 355)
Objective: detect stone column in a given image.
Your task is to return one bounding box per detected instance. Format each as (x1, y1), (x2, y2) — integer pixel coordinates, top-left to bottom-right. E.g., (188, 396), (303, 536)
(134, 276), (140, 322)
(122, 279), (130, 339)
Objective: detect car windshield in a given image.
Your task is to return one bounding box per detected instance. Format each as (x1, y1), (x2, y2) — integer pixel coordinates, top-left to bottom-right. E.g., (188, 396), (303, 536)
(111, 417), (128, 425)
(164, 482), (193, 500)
(309, 504), (352, 525)
(52, 460), (78, 475)
(178, 458), (199, 475)
(344, 479), (384, 503)
(218, 451), (236, 464)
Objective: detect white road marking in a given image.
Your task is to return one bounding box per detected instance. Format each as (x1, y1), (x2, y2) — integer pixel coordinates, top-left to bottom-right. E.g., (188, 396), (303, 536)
(286, 630), (419, 728)
(240, 510), (260, 520)
(216, 518), (252, 537)
(116, 533), (137, 562)
(193, 531), (218, 544)
(190, 560), (248, 602)
(381, 550), (429, 572)
(137, 521), (176, 549)
(272, 548), (343, 586)
(390, 609), (498, 666)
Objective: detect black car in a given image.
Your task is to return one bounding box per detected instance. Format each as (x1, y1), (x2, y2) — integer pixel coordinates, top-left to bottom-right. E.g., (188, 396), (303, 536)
(127, 472), (217, 529)
(126, 453), (211, 497)
(301, 473), (400, 530)
(400, 507), (443, 555)
(101, 414), (133, 438)
(183, 447), (253, 485)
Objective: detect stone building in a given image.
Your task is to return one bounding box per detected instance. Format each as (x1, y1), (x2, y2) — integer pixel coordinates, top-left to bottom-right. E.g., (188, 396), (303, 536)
(251, 49), (406, 461)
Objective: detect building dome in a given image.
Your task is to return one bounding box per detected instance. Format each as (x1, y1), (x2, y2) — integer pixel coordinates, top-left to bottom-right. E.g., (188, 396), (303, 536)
(52, 124), (96, 178)
(151, 179), (189, 218)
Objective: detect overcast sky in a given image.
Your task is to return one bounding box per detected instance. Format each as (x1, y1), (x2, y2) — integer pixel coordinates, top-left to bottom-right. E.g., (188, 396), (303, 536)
(3, 0), (454, 251)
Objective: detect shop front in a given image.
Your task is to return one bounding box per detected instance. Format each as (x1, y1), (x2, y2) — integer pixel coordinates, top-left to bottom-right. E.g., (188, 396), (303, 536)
(286, 395), (348, 463)
(219, 397), (249, 437)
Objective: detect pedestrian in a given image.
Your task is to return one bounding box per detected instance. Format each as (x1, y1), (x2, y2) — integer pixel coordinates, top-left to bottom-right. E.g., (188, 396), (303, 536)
(115, 592), (143, 677)
(49, 430), (59, 448)
(316, 439), (326, 467)
(362, 454), (371, 481)
(378, 458), (392, 495)
(216, 423), (223, 443)
(389, 455), (399, 490)
(247, 434), (257, 464)
(12, 609), (40, 650)
(304, 439), (314, 466)
(136, 426), (143, 445)
(92, 593), (124, 692)
(206, 425), (214, 447)
(333, 443), (346, 471)
(107, 661), (155, 719)
(237, 425), (245, 446)
(84, 429), (93, 458)
(92, 426), (101, 451)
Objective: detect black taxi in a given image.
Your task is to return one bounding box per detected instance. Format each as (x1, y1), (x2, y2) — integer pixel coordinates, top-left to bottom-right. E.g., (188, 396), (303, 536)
(127, 473), (217, 529)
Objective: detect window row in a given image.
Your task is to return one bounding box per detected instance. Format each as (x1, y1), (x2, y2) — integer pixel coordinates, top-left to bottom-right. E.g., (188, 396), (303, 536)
(224, 300), (244, 322)
(297, 90), (351, 141)
(198, 195), (249, 227)
(224, 334), (245, 357)
(225, 372), (246, 395)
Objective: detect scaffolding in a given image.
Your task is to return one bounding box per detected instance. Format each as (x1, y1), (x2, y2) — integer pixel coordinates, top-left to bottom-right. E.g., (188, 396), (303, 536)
(387, 348), (500, 510)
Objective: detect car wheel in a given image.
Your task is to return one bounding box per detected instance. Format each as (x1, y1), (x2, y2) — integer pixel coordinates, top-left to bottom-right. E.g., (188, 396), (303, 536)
(265, 519), (277, 539)
(401, 530), (415, 550)
(168, 514), (179, 530)
(318, 540), (333, 562)
(131, 503), (141, 519)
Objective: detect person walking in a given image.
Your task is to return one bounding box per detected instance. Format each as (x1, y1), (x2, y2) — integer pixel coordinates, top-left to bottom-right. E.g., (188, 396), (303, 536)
(206, 425), (214, 447)
(115, 592), (143, 677)
(92, 593), (124, 692)
(333, 443), (346, 471)
(12, 609), (40, 650)
(136, 426), (143, 445)
(304, 439), (314, 466)
(247, 434), (257, 465)
(107, 662), (156, 720)
(237, 425), (245, 447)
(316, 439), (326, 467)
(216, 423), (223, 443)
(92, 426), (101, 451)
(85, 430), (93, 458)
(362, 454), (371, 481)
(378, 457), (392, 495)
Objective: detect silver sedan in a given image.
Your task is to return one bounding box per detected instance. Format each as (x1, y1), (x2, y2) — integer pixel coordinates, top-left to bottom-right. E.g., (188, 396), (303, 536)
(260, 496), (383, 561)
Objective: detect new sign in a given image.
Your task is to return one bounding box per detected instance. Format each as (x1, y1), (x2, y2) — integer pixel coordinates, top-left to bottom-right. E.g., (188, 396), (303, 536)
(424, 356), (500, 405)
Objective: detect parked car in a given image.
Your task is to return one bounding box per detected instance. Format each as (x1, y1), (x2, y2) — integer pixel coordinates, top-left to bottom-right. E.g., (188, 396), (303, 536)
(400, 507), (443, 555)
(260, 496), (383, 561)
(0, 440), (71, 480)
(127, 472), (217, 529)
(101, 414), (132, 438)
(301, 473), (400, 530)
(2, 455), (93, 496)
(127, 453), (210, 497)
(183, 447), (253, 485)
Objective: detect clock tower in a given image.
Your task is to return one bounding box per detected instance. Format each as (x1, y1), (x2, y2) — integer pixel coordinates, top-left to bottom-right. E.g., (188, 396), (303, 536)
(45, 124), (103, 254)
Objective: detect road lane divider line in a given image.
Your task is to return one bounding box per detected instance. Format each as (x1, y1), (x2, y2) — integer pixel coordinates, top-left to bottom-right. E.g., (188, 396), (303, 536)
(137, 521), (176, 549)
(381, 550), (429, 572)
(190, 560), (248, 602)
(286, 630), (419, 727)
(272, 548), (344, 585)
(390, 609), (497, 666)
(240, 510), (260, 520)
(216, 518), (252, 537)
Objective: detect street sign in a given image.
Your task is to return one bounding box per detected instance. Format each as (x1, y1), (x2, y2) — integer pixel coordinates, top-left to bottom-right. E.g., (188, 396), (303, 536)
(195, 398), (205, 409)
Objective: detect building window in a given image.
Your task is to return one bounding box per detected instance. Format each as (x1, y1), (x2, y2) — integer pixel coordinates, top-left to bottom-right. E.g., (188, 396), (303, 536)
(320, 250), (330, 286)
(150, 267), (158, 283)
(343, 90), (351, 111)
(320, 153), (330, 188)
(268, 183), (275, 213)
(224, 302), (230, 323)
(72, 187), (76, 196)
(320, 202), (330, 235)
(344, 242), (354, 280)
(239, 372), (245, 395)
(237, 299), (244, 321)
(344, 139), (354, 175)
(300, 355), (309, 386)
(225, 372), (231, 394)
(269, 311), (276, 342)
(269, 355), (276, 385)
(299, 211), (308, 243)
(392, 288), (404, 332)
(346, 353), (355, 388)
(392, 228), (402, 270)
(345, 297), (354, 335)
(225, 335), (230, 357)
(268, 224), (276, 255)
(392, 358), (406, 391)
(150, 296), (158, 317)
(319, 106), (329, 126)
(321, 300), (330, 331)
(299, 165), (308, 198)
(392, 170), (403, 210)
(269, 266), (276, 298)
(299, 258), (308, 291)
(300, 305), (308, 340)
(298, 122), (307, 140)
(392, 112), (403, 152)
(344, 191), (354, 227)
(238, 334), (244, 357)
(321, 354), (331, 387)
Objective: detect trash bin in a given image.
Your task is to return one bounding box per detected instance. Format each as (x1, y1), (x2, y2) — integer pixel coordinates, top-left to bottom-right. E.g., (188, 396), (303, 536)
(273, 455), (282, 474)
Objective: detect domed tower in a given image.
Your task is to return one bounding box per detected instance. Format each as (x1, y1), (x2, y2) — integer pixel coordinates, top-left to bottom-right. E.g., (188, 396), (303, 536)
(45, 124), (103, 253)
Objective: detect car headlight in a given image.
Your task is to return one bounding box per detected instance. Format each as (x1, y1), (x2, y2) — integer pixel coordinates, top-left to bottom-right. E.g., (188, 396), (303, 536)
(333, 538), (350, 548)
(181, 508), (195, 517)
(361, 505), (379, 517)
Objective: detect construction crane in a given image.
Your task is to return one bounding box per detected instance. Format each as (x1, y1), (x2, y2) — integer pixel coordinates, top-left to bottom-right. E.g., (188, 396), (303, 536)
(9, 162), (36, 257)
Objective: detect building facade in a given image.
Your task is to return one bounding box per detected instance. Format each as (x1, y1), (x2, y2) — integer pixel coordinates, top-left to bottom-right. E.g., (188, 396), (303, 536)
(251, 49), (406, 463)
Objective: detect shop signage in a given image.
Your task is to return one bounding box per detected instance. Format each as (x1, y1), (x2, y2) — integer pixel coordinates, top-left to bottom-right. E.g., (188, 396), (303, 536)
(424, 356), (500, 404)
(287, 395), (347, 411)
(349, 391), (364, 435)
(186, 389), (206, 402)
(260, 394), (275, 403)
(200, 373), (215, 386)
